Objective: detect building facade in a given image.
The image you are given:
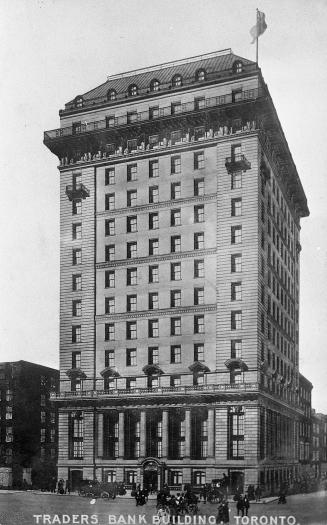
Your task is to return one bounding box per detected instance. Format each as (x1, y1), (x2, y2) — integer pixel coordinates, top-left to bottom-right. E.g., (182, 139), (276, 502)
(0, 361), (59, 488)
(298, 374), (312, 475)
(44, 49), (309, 494)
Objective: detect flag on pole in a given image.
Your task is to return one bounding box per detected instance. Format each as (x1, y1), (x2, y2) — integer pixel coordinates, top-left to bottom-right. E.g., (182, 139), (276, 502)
(250, 10), (267, 43)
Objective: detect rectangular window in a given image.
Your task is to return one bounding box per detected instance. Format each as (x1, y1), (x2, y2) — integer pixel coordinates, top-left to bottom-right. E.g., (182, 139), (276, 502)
(105, 349), (115, 367)
(171, 103), (182, 115)
(148, 319), (159, 338)
(149, 159), (159, 178)
(149, 105), (159, 120)
(72, 248), (82, 265)
(195, 96), (205, 110)
(148, 346), (159, 365)
(171, 182), (181, 200)
(231, 282), (242, 301)
(171, 209), (181, 226)
(72, 199), (82, 215)
(149, 186), (159, 204)
(125, 321), (137, 340)
(149, 265), (159, 283)
(170, 289), (181, 307)
(105, 219), (115, 236)
(194, 151), (204, 170)
(72, 300), (82, 317)
(149, 238), (159, 256)
(127, 190), (137, 207)
(171, 156), (181, 174)
(194, 205), (204, 223)
(194, 343), (204, 362)
(170, 235), (181, 253)
(171, 129), (182, 145)
(194, 259), (204, 278)
(126, 294), (137, 312)
(105, 323), (115, 341)
(231, 198), (242, 217)
(194, 232), (204, 250)
(194, 178), (204, 196)
(127, 242), (137, 259)
(171, 375), (181, 387)
(231, 226), (242, 244)
(127, 112), (138, 124)
(127, 164), (137, 182)
(171, 262), (181, 281)
(105, 297), (115, 314)
(231, 254), (242, 272)
(72, 325), (81, 343)
(231, 311), (242, 330)
(149, 292), (159, 310)
(194, 126), (205, 140)
(72, 223), (82, 240)
(194, 315), (204, 334)
(105, 193), (115, 211)
(105, 167), (115, 185)
(171, 345), (181, 363)
(194, 287), (204, 305)
(126, 215), (137, 233)
(72, 351), (81, 368)
(105, 244), (115, 262)
(232, 144), (242, 160)
(149, 212), (159, 230)
(72, 274), (82, 291)
(171, 317), (181, 336)
(127, 267), (137, 286)
(231, 171), (242, 189)
(105, 270), (115, 288)
(126, 348), (137, 366)
(231, 340), (242, 358)
(228, 407), (244, 459)
(127, 138), (138, 153)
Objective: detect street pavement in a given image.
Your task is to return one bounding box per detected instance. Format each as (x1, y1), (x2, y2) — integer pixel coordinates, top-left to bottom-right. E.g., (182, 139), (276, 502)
(0, 489), (326, 525)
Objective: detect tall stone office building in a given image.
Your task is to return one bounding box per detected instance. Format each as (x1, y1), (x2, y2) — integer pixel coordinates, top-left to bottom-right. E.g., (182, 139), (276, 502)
(44, 49), (309, 493)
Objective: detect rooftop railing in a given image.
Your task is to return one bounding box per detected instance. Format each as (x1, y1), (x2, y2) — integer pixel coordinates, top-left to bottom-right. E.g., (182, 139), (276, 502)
(44, 87), (263, 141)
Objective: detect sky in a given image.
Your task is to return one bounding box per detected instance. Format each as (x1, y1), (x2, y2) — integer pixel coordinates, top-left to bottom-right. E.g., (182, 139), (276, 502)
(0, 0), (326, 411)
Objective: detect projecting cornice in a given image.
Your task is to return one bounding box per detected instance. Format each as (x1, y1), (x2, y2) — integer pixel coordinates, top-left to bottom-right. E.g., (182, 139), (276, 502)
(96, 303), (217, 321)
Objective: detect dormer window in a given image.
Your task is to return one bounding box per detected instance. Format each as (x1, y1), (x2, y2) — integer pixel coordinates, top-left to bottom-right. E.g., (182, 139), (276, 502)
(75, 96), (84, 109)
(107, 89), (117, 101)
(233, 61), (243, 74)
(150, 79), (160, 92)
(196, 69), (206, 82)
(172, 74), (182, 88)
(129, 84), (138, 97)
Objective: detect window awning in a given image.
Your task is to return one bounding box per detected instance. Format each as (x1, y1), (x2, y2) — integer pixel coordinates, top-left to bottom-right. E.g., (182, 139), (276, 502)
(142, 364), (164, 376)
(224, 358), (248, 372)
(188, 361), (210, 373)
(100, 366), (120, 378)
(65, 368), (87, 379)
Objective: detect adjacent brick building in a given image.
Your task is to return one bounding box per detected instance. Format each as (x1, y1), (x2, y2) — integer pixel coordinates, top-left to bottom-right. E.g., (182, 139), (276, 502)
(44, 48), (309, 493)
(0, 361), (59, 488)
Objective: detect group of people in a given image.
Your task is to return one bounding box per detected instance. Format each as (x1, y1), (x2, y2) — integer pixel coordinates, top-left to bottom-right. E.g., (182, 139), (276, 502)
(57, 479), (70, 495)
(156, 486), (198, 516)
(132, 484), (148, 506)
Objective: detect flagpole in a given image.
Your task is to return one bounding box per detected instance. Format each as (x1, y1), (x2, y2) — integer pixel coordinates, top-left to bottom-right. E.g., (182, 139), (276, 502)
(256, 8), (259, 65)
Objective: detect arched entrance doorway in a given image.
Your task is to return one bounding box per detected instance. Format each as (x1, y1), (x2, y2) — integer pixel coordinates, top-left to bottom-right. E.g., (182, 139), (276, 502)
(140, 458), (164, 492)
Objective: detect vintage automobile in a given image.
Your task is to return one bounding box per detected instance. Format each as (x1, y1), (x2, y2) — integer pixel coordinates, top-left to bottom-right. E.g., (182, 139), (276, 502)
(78, 480), (122, 499)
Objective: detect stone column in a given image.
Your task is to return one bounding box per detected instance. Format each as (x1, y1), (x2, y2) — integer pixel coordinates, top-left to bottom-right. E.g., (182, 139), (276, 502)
(185, 409), (191, 457)
(118, 412), (124, 458)
(208, 408), (215, 457)
(162, 410), (168, 458)
(140, 411), (146, 457)
(97, 412), (103, 457)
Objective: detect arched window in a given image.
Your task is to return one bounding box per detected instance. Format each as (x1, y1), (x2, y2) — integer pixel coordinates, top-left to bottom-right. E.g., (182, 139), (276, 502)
(150, 79), (160, 92)
(107, 89), (117, 101)
(128, 84), (138, 96)
(172, 74), (182, 87)
(196, 69), (206, 82)
(233, 61), (243, 74)
(75, 96), (84, 109)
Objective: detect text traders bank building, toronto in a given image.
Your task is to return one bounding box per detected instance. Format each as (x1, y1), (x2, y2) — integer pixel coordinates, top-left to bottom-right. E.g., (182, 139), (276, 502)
(44, 49), (309, 494)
